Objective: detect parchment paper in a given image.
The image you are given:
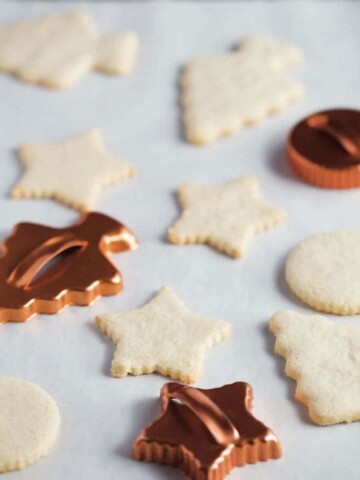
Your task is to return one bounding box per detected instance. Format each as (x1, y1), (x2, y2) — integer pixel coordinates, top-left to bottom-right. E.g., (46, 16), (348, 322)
(0, 2), (359, 479)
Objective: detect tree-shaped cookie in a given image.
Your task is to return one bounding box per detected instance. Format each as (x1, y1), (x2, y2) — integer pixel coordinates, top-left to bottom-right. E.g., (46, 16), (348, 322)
(0, 11), (139, 89)
(269, 310), (360, 425)
(181, 36), (303, 145)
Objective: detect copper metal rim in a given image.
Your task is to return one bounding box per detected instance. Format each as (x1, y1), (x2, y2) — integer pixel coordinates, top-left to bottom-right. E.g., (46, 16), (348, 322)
(287, 141), (360, 189)
(0, 212), (138, 324)
(132, 382), (281, 480)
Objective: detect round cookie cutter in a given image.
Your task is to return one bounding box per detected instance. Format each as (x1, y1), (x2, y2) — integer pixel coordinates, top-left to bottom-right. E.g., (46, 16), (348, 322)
(287, 108), (360, 188)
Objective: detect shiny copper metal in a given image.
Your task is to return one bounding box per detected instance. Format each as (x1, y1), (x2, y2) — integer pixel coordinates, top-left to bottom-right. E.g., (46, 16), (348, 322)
(0, 212), (138, 323)
(133, 382), (281, 480)
(287, 108), (360, 188)
(307, 113), (360, 160)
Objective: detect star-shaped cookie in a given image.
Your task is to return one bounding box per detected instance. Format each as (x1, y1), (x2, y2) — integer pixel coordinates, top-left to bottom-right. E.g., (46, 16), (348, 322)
(269, 310), (360, 425)
(12, 129), (135, 211)
(0, 11), (139, 89)
(181, 36), (303, 145)
(96, 286), (232, 383)
(168, 176), (286, 258)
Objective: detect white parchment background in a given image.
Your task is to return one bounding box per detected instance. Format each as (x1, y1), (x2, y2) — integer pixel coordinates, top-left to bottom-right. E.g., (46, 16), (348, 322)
(0, 2), (359, 479)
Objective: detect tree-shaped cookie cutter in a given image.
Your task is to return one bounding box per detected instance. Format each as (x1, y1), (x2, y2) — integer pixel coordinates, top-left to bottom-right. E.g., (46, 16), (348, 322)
(0, 212), (138, 323)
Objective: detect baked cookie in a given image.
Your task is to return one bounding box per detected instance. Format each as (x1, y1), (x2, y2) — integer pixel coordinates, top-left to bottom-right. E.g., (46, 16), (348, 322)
(0, 377), (60, 472)
(0, 11), (139, 89)
(12, 129), (135, 211)
(181, 36), (303, 145)
(286, 230), (360, 315)
(168, 176), (286, 259)
(96, 286), (232, 383)
(269, 310), (360, 425)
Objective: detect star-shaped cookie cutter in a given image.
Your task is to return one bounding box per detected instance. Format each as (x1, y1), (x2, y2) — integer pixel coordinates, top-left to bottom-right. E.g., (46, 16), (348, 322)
(0, 212), (138, 323)
(133, 381), (281, 480)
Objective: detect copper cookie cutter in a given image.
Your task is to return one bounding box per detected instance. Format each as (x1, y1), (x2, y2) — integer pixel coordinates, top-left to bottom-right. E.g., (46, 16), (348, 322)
(133, 381), (281, 480)
(307, 112), (360, 161)
(287, 108), (360, 188)
(0, 212), (138, 323)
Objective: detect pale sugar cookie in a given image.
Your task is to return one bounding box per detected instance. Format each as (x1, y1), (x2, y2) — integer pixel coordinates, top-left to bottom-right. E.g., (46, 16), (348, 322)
(0, 11), (139, 89)
(181, 36), (303, 145)
(0, 377), (60, 472)
(168, 176), (286, 259)
(12, 129), (135, 211)
(286, 230), (360, 315)
(269, 310), (360, 425)
(96, 286), (232, 383)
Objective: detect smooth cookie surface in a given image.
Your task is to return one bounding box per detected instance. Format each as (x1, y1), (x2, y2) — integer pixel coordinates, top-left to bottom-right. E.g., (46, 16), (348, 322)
(168, 176), (286, 259)
(12, 129), (135, 211)
(286, 230), (360, 314)
(269, 310), (360, 425)
(0, 11), (139, 88)
(181, 36), (303, 145)
(0, 377), (60, 472)
(96, 286), (232, 383)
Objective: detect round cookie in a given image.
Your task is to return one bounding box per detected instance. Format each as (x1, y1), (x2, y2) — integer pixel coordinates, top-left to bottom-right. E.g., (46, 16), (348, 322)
(0, 377), (60, 472)
(286, 230), (360, 315)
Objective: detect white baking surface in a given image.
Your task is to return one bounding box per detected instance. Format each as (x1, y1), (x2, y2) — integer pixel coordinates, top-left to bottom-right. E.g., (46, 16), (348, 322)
(0, 1), (359, 479)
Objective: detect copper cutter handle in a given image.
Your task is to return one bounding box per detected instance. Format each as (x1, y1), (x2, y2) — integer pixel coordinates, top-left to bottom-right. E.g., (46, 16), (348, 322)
(161, 383), (240, 446)
(7, 234), (87, 288)
(308, 113), (360, 161)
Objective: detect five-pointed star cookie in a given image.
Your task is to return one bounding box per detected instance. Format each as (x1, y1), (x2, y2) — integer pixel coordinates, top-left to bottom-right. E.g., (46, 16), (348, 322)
(12, 129), (135, 211)
(269, 310), (360, 425)
(181, 36), (303, 145)
(168, 176), (286, 259)
(96, 286), (232, 383)
(0, 11), (139, 89)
